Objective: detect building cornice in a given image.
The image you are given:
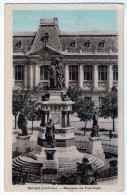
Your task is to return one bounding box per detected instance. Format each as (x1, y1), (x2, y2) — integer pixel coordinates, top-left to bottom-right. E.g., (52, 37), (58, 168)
(13, 32), (36, 37)
(59, 31), (118, 36)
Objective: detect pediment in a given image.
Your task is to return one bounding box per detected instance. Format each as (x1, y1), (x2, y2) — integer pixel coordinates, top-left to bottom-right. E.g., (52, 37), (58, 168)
(27, 45), (63, 61)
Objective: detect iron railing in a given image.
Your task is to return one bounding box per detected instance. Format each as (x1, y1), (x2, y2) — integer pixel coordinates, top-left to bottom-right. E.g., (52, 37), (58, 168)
(12, 140), (118, 156)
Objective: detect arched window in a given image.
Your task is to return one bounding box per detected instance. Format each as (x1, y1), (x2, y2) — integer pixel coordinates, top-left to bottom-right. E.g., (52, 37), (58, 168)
(98, 65), (107, 80)
(69, 65), (78, 80)
(113, 65), (118, 81)
(84, 40), (91, 47)
(16, 41), (22, 48)
(99, 40), (105, 47)
(15, 65), (24, 80)
(70, 39), (76, 47)
(40, 65), (49, 80)
(41, 32), (49, 43)
(84, 65), (93, 80)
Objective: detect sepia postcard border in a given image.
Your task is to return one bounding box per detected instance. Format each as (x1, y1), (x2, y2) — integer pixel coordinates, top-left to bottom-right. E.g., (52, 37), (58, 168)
(4, 3), (124, 192)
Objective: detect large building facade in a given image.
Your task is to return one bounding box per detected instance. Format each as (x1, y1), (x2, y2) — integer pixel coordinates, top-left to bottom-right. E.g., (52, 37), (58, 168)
(13, 18), (118, 106)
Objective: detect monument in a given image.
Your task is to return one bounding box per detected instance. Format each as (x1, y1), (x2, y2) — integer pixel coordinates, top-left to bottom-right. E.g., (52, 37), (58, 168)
(13, 58), (105, 183)
(16, 109), (31, 153)
(88, 109), (105, 161)
(30, 58), (84, 176)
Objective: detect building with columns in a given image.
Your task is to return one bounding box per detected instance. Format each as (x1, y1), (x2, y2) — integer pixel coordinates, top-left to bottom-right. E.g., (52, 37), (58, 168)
(13, 18), (118, 107)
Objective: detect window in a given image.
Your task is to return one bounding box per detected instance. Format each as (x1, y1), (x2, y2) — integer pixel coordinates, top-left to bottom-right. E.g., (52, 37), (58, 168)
(99, 97), (105, 107)
(84, 40), (91, 47)
(41, 33), (49, 43)
(113, 65), (118, 81)
(84, 65), (93, 80)
(99, 40), (105, 47)
(69, 65), (78, 80)
(98, 65), (107, 81)
(15, 65), (24, 80)
(40, 65), (49, 80)
(16, 41), (22, 48)
(70, 39), (76, 47)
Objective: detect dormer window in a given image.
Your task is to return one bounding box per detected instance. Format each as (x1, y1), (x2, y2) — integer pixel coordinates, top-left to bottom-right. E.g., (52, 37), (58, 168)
(44, 33), (49, 42)
(70, 39), (76, 47)
(99, 39), (105, 47)
(41, 33), (49, 44)
(84, 40), (91, 47)
(16, 41), (22, 48)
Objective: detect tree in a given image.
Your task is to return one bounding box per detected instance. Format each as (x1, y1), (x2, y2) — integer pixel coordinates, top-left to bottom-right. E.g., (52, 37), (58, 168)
(66, 86), (83, 113)
(57, 174), (77, 185)
(12, 94), (25, 129)
(12, 89), (30, 129)
(76, 158), (96, 185)
(99, 87), (118, 132)
(25, 100), (41, 134)
(76, 98), (94, 135)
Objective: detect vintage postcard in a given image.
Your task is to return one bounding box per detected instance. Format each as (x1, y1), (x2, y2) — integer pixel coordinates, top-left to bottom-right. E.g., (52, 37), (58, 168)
(4, 3), (124, 192)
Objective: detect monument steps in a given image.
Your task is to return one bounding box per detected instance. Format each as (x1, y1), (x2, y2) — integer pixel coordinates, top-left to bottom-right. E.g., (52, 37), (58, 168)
(18, 155), (42, 166)
(82, 154), (105, 169)
(12, 156), (42, 175)
(13, 158), (42, 170)
(12, 161), (40, 174)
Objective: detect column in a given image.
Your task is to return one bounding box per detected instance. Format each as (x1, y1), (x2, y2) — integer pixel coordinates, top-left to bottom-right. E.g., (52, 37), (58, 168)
(45, 113), (47, 125)
(29, 65), (33, 89)
(45, 111), (49, 124)
(93, 65), (98, 90)
(65, 112), (68, 127)
(24, 65), (27, 88)
(67, 111), (71, 126)
(35, 64), (40, 87)
(108, 64), (113, 90)
(13, 65), (15, 87)
(65, 64), (69, 88)
(40, 111), (45, 127)
(62, 111), (65, 127)
(78, 64), (83, 88)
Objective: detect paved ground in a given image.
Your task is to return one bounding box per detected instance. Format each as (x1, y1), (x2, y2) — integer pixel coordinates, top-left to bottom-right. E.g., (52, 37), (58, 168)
(97, 177), (118, 185)
(12, 113), (118, 146)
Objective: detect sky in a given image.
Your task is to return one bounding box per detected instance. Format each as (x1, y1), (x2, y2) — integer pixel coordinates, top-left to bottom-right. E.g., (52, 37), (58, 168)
(13, 10), (117, 32)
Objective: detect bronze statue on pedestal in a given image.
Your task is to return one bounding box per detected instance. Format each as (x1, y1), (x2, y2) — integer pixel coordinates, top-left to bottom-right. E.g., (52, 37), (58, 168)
(48, 58), (65, 89)
(90, 110), (99, 137)
(17, 109), (28, 136)
(45, 118), (56, 147)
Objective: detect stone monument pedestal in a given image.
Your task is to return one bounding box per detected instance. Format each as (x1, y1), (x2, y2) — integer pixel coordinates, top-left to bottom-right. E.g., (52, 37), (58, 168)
(42, 147), (59, 170)
(16, 135), (31, 153)
(88, 136), (105, 161)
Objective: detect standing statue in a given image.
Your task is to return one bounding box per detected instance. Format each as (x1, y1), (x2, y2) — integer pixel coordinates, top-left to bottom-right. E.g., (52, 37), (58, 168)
(17, 109), (28, 136)
(90, 110), (99, 137)
(45, 118), (56, 147)
(48, 61), (57, 88)
(55, 58), (64, 89)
